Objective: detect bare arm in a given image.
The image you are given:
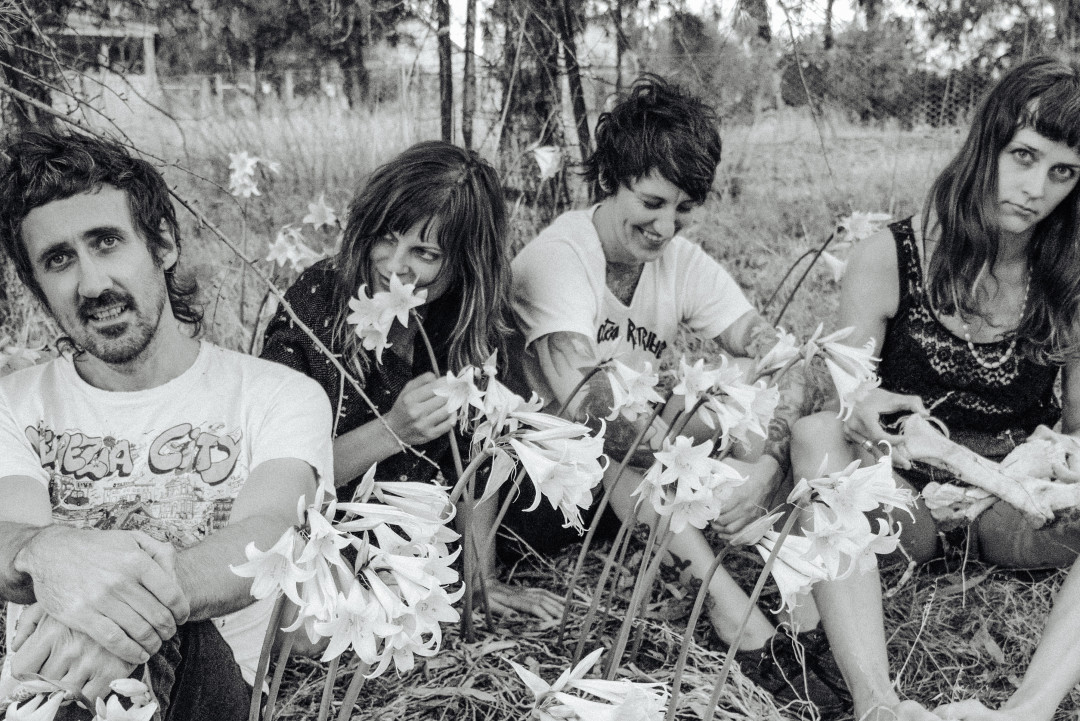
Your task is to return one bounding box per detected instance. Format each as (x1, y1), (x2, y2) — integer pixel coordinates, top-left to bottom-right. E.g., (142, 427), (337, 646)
(175, 457), (317, 621)
(534, 331), (658, 466)
(2, 476), (187, 665)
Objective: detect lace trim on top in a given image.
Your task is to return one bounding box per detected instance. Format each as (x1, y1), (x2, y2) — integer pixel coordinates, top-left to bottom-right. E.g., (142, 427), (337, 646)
(876, 218), (1060, 434)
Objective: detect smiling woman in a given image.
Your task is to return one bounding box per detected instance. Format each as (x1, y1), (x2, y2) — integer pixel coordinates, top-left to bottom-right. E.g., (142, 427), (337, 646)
(508, 75), (852, 714)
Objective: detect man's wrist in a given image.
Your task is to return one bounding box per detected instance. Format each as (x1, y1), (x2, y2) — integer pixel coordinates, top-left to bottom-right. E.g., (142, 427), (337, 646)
(12, 523), (60, 577)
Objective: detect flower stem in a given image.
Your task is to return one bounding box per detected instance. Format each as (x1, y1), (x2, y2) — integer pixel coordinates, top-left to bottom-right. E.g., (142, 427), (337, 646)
(664, 538), (739, 721)
(555, 363), (604, 418)
(335, 661), (371, 721)
(262, 631), (295, 721)
(773, 232), (836, 327)
(702, 507), (802, 721)
(605, 522), (673, 679)
(316, 656), (340, 721)
(761, 246), (819, 315)
(571, 509), (635, 666)
(412, 310), (482, 639)
(556, 400), (668, 645)
(248, 594), (289, 721)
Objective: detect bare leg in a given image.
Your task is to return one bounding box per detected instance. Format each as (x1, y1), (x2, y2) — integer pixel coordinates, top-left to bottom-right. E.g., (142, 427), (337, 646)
(603, 463), (777, 649)
(792, 412), (940, 720)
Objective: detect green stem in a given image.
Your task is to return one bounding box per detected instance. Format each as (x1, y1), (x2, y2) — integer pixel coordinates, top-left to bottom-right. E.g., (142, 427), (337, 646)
(316, 656), (340, 721)
(761, 246), (819, 315)
(773, 232), (836, 327)
(262, 631), (295, 721)
(663, 532), (749, 721)
(249, 594), (289, 721)
(556, 400), (668, 645)
(605, 522), (673, 679)
(448, 449), (492, 505)
(335, 661), (371, 721)
(571, 510), (634, 666)
(556, 363), (604, 418)
(702, 507), (802, 721)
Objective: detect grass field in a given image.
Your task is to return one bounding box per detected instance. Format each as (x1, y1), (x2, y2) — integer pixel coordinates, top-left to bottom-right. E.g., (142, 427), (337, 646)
(2, 99), (1078, 720)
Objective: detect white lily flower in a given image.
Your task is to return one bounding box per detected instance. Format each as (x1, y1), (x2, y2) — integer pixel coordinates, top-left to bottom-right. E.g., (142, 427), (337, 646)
(346, 285), (393, 363)
(533, 145), (563, 181)
(755, 327), (800, 375)
(302, 193), (338, 230)
(754, 531), (828, 613)
(802, 504), (867, 580)
(821, 250), (847, 284)
(671, 357), (721, 415)
(605, 360), (664, 421)
(266, 225), (323, 274)
(825, 359), (880, 422)
(314, 579), (400, 663)
(433, 367), (484, 420)
(92, 695), (156, 721)
(6, 693), (64, 721)
(107, 679), (152, 707)
(382, 273), (428, 327)
(839, 211), (891, 242)
(230, 528), (313, 605)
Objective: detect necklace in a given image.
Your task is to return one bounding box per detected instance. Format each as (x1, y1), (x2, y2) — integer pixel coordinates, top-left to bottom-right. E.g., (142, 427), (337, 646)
(958, 269), (1031, 370)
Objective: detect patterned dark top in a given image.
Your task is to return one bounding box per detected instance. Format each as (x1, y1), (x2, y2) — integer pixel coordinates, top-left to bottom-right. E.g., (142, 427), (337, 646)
(877, 218), (1061, 436)
(259, 258), (462, 500)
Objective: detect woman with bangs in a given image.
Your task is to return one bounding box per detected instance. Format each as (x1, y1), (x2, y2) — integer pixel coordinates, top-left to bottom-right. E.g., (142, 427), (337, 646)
(261, 141), (562, 620)
(790, 56), (1080, 720)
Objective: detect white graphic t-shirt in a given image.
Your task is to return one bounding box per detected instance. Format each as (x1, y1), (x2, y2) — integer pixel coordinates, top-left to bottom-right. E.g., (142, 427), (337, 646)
(512, 206), (754, 405)
(0, 341), (333, 690)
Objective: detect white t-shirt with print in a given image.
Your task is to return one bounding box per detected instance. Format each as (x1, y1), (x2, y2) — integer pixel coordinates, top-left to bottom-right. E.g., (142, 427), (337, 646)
(511, 206), (754, 405)
(0, 341), (333, 692)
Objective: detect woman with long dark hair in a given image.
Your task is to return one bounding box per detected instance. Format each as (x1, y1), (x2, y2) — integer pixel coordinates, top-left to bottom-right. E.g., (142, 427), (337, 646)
(791, 56), (1080, 720)
(262, 141), (561, 620)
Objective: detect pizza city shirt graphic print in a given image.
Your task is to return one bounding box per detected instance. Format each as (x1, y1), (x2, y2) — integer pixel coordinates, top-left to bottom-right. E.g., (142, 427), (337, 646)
(25, 420), (244, 546)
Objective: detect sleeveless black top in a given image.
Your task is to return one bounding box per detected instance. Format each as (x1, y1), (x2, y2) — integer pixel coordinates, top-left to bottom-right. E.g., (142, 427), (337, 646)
(877, 218), (1060, 436)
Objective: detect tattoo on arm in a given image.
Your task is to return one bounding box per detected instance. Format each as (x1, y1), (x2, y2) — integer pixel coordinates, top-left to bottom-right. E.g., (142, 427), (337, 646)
(577, 373), (657, 468)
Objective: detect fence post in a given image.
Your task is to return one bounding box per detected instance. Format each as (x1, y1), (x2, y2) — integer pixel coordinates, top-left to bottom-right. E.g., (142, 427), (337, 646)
(284, 69), (295, 107)
(199, 75), (211, 118)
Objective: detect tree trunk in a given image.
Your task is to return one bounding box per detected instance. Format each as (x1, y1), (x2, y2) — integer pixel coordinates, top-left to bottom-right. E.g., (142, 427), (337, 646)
(437, 0), (453, 142)
(824, 0), (834, 50)
(556, 0), (591, 159)
(462, 0), (477, 149)
(611, 0), (625, 95)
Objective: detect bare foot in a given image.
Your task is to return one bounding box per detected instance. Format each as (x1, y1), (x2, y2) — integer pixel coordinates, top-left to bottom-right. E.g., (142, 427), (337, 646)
(857, 699), (942, 721)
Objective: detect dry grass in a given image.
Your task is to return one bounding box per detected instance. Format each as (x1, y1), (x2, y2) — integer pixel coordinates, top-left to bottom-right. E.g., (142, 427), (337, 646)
(3, 102), (1079, 719)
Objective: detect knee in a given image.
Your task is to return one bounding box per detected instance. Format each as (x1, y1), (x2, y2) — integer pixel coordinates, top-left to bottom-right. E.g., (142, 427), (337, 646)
(791, 412), (847, 473)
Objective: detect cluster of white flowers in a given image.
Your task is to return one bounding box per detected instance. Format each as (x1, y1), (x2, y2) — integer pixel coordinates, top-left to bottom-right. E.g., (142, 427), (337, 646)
(820, 211), (892, 284)
(3, 678), (156, 721)
(227, 150), (279, 198)
(803, 324), (881, 421)
(346, 274), (429, 363)
(231, 469), (462, 678)
(510, 648), (669, 721)
(755, 454), (914, 611)
(604, 359), (664, 422)
(439, 357), (606, 534)
(635, 435), (747, 534)
(263, 194), (342, 275)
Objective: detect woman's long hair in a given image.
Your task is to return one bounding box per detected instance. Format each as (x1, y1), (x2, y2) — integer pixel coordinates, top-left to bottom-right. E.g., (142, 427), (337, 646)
(330, 141), (511, 379)
(924, 55), (1080, 364)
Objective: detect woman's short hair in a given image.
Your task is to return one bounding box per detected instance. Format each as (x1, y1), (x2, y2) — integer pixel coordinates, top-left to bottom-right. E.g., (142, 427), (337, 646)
(583, 75), (722, 203)
(331, 141), (511, 377)
(0, 124), (201, 332)
(925, 55), (1080, 363)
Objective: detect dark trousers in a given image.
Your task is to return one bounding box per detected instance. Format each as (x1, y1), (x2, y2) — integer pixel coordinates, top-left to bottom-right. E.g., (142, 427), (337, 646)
(58, 620), (251, 721)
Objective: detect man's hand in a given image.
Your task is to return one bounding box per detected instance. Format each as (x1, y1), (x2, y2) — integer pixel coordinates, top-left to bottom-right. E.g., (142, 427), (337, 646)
(10, 604), (137, 704)
(711, 455), (781, 535)
(14, 526), (189, 664)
